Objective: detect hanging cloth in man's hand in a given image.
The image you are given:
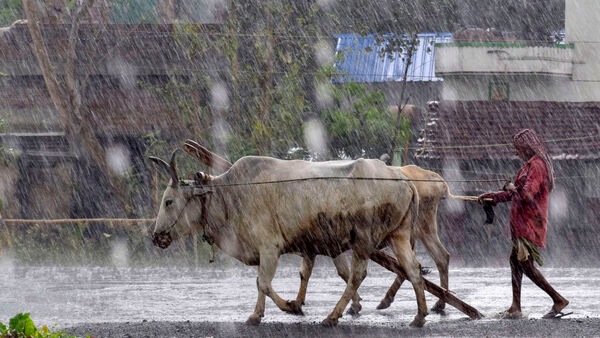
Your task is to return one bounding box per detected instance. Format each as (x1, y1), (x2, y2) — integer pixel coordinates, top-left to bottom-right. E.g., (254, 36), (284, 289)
(483, 201), (495, 224)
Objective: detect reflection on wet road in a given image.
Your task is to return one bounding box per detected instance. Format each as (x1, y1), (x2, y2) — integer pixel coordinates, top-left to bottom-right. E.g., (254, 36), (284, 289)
(1, 255), (598, 328)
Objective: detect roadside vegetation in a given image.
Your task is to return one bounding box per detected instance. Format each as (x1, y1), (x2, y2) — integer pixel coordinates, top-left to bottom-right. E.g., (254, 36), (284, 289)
(0, 313), (86, 338)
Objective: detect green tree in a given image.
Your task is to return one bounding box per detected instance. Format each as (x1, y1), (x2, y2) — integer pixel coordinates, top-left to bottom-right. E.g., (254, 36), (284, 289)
(0, 0), (22, 27)
(161, 0), (327, 161)
(227, 0), (321, 158)
(319, 81), (395, 159)
(23, 0), (132, 216)
(331, 0), (564, 41)
(0, 117), (15, 165)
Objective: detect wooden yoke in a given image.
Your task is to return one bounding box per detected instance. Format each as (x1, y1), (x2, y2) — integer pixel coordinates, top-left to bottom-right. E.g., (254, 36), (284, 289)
(370, 250), (483, 320)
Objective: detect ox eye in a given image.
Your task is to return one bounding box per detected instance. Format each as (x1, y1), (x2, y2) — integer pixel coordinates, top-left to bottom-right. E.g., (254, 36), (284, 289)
(165, 200), (174, 207)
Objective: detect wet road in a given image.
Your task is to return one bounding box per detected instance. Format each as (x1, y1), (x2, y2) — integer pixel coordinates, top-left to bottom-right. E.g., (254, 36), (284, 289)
(1, 254), (598, 329)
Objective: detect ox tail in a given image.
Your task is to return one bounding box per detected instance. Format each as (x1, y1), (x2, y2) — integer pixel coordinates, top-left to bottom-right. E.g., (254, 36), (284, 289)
(407, 181), (420, 246)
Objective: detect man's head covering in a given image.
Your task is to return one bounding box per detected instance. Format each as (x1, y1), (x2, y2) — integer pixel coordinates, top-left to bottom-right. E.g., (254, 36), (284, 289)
(513, 129), (555, 191)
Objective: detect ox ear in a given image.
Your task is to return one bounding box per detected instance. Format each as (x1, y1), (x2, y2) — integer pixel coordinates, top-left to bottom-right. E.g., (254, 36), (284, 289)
(183, 139), (232, 173)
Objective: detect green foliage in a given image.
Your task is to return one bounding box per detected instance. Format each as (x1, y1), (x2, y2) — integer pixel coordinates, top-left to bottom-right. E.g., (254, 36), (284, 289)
(144, 2), (432, 162)
(320, 82), (398, 159)
(143, 131), (167, 158)
(0, 117), (16, 166)
(0, 313), (80, 338)
(0, 117), (6, 133)
(138, 76), (209, 131)
(8, 313), (36, 336)
(0, 0), (22, 27)
(155, 2), (330, 159)
(110, 0), (158, 24)
(374, 34), (420, 61)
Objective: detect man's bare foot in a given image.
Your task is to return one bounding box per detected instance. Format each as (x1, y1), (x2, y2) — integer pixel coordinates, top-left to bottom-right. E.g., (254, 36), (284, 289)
(542, 298), (571, 319)
(553, 298), (569, 313)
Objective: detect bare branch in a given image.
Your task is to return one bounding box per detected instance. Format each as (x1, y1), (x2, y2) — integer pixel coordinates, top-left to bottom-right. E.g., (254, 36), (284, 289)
(65, 0), (96, 121)
(22, 0), (69, 125)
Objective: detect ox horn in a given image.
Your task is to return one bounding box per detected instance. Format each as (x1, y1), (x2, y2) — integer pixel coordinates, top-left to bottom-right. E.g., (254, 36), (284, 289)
(149, 149), (180, 187)
(167, 149), (180, 186)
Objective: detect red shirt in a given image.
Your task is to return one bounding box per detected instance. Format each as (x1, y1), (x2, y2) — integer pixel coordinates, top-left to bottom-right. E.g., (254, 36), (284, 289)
(487, 156), (550, 248)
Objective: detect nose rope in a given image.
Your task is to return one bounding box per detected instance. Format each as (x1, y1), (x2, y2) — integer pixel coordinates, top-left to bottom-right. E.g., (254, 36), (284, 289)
(159, 198), (194, 235)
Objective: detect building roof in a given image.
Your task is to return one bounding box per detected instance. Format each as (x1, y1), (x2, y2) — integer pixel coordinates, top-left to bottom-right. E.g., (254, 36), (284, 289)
(333, 33), (452, 83)
(416, 101), (600, 161)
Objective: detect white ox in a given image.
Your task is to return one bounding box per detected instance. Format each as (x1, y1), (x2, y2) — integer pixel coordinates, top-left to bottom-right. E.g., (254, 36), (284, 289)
(150, 151), (428, 327)
(182, 141), (454, 316)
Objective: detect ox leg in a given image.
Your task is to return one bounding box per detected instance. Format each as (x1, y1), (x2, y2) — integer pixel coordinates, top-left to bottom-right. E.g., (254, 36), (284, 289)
(332, 253), (362, 316)
(322, 252), (368, 327)
(421, 231), (450, 314)
(246, 278), (267, 326)
(390, 232), (428, 328)
(376, 275), (404, 310)
(247, 250), (303, 326)
(295, 254), (316, 306)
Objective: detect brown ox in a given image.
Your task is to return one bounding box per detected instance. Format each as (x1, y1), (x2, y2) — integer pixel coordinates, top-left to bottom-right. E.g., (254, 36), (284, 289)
(150, 150), (428, 327)
(294, 165), (452, 314)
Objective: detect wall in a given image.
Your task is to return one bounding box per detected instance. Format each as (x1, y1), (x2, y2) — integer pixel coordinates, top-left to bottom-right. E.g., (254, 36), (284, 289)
(366, 81), (442, 110)
(566, 0), (600, 82)
(439, 74), (600, 102)
(436, 45), (573, 76)
(437, 0), (600, 102)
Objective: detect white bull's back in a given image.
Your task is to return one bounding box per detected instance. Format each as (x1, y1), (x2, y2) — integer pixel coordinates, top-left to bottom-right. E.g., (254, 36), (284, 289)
(398, 165), (448, 201)
(211, 156), (415, 258)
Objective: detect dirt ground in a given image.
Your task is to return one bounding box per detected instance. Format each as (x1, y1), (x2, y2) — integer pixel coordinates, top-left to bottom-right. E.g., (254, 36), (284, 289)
(64, 317), (600, 338)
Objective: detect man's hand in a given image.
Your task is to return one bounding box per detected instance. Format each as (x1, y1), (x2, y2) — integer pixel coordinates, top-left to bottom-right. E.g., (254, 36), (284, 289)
(478, 193), (496, 206)
(503, 181), (516, 192)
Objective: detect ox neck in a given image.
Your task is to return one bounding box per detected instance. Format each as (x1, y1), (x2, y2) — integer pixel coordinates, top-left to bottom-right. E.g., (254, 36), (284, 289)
(198, 187), (224, 245)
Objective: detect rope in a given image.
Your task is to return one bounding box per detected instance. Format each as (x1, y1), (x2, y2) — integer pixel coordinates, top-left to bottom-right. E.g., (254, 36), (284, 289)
(411, 134), (600, 151)
(203, 176), (504, 189)
(2, 218), (155, 225)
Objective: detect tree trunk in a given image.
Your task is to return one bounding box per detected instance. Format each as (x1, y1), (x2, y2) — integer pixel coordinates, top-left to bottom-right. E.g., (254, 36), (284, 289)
(23, 0), (130, 217)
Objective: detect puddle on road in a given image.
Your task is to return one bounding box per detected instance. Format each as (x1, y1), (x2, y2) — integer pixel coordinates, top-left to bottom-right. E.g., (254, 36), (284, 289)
(1, 257), (597, 328)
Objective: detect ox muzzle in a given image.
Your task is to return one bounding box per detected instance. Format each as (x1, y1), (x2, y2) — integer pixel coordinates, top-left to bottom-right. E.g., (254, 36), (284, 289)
(152, 231), (173, 249)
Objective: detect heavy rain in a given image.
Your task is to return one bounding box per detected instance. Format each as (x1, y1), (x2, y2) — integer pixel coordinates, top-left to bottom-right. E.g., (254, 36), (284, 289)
(1, 1), (599, 337)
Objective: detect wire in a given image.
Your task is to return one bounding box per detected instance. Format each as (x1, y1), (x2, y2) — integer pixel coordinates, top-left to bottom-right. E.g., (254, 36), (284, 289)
(412, 135), (600, 150)
(201, 176), (505, 189)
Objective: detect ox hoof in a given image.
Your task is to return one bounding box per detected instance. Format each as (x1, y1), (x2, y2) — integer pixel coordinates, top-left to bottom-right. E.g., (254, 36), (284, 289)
(376, 298), (393, 310)
(321, 317), (339, 327)
(246, 314), (262, 326)
(431, 300), (446, 315)
(285, 300), (304, 315)
(346, 303), (362, 316)
(409, 316), (426, 328)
